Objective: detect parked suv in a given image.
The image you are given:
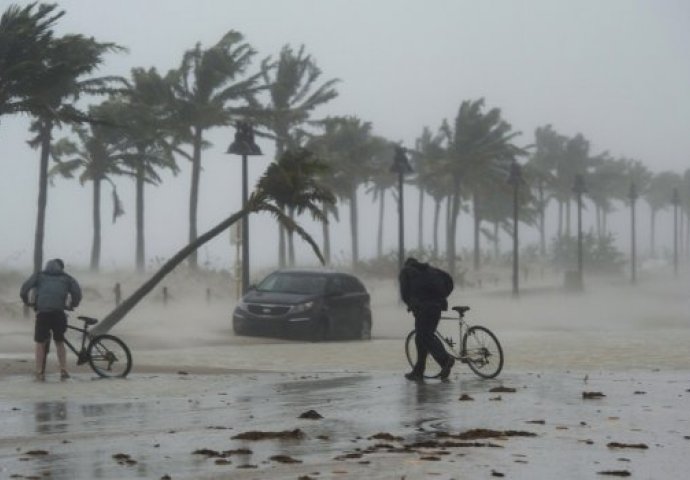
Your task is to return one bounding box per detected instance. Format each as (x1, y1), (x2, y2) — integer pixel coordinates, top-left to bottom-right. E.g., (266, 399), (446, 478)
(232, 269), (372, 341)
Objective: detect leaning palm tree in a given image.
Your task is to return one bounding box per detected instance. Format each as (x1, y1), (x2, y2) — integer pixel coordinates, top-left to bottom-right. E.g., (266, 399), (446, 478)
(49, 105), (128, 271)
(255, 44), (339, 267)
(645, 171), (682, 257)
(91, 149), (333, 335)
(166, 31), (266, 271)
(24, 32), (124, 273)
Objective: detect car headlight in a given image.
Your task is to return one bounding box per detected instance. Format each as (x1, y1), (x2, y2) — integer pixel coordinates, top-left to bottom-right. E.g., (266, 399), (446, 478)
(291, 301), (314, 313)
(236, 300), (249, 312)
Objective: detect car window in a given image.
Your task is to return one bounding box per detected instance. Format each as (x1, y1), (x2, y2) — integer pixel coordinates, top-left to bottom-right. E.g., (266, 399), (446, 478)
(257, 273), (327, 295)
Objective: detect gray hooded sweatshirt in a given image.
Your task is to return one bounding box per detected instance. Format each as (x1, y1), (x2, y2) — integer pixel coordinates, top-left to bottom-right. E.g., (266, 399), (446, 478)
(20, 260), (82, 312)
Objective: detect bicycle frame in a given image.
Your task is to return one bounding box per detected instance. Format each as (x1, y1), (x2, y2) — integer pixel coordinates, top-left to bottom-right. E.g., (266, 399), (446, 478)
(437, 314), (468, 359)
(43, 320), (92, 366)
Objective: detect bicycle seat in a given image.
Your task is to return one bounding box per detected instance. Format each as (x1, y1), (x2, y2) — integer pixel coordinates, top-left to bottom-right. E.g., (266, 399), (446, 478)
(452, 306), (471, 316)
(77, 316), (99, 326)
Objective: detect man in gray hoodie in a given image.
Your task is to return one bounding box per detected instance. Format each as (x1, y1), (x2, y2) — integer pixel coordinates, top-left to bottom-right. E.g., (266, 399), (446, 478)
(20, 259), (82, 381)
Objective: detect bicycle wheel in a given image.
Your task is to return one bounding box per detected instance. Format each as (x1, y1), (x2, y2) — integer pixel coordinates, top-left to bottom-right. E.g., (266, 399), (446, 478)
(87, 334), (132, 378)
(404, 330), (445, 379)
(462, 326), (503, 379)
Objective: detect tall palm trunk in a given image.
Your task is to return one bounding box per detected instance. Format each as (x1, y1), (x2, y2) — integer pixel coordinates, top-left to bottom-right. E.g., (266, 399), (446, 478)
(188, 127), (203, 270)
(566, 199), (572, 237)
(595, 205), (601, 240)
(558, 200), (563, 238)
(33, 119), (53, 274)
(650, 207), (656, 258)
(446, 177), (461, 277)
(349, 186), (359, 268)
(432, 198), (441, 258)
(472, 191), (481, 271)
(287, 207), (296, 266)
(538, 180), (546, 256)
(276, 138), (287, 268)
(322, 206), (331, 265)
(135, 148), (146, 273)
(92, 207), (250, 335)
(376, 190), (385, 258)
(493, 221), (500, 259)
(90, 178), (102, 271)
(417, 187), (424, 250)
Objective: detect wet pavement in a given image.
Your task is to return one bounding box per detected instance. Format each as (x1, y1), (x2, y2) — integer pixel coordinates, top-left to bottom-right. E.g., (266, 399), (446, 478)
(1, 369), (689, 479)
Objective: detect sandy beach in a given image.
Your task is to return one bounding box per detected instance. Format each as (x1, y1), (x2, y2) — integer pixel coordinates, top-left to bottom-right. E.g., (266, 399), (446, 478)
(1, 268), (689, 479)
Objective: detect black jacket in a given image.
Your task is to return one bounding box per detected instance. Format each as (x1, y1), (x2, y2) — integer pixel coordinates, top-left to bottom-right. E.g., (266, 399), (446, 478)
(399, 258), (450, 310)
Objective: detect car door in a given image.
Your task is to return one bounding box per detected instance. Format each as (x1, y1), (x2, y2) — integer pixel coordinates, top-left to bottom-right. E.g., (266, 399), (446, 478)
(340, 275), (370, 336)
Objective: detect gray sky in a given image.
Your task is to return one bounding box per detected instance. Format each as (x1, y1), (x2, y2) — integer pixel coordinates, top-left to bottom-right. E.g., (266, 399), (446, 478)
(1, 0), (688, 272)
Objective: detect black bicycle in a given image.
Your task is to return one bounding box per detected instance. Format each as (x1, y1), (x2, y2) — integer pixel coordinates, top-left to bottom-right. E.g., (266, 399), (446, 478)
(405, 305), (504, 379)
(44, 313), (132, 378)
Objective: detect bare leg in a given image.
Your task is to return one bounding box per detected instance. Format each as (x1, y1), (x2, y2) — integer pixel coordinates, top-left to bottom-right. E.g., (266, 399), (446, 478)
(35, 342), (46, 380)
(55, 341), (69, 379)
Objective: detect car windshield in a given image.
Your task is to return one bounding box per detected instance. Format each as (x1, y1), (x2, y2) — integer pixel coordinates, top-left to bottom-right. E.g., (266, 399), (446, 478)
(256, 273), (327, 295)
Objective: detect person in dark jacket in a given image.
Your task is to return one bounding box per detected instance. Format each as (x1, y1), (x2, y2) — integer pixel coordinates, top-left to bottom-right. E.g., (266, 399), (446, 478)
(20, 259), (82, 381)
(399, 257), (454, 381)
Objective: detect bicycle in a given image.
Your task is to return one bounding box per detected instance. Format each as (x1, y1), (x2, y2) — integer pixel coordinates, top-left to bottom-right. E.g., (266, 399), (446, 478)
(41, 311), (133, 378)
(405, 305), (503, 379)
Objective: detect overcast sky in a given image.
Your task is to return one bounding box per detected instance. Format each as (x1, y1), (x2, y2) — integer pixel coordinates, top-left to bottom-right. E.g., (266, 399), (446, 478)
(1, 0), (688, 273)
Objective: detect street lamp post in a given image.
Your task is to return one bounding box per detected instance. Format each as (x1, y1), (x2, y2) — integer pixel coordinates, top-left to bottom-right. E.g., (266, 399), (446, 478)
(672, 187), (679, 277)
(507, 160), (522, 297)
(573, 174), (587, 290)
(629, 182), (638, 285)
(391, 146), (413, 273)
(227, 121), (262, 295)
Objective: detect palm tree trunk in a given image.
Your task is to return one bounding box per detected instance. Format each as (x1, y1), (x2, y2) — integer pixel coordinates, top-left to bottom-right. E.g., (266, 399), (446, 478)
(558, 200), (563, 238)
(376, 190), (385, 258)
(447, 178), (461, 277)
(135, 151), (146, 273)
(650, 207), (656, 258)
(33, 119), (52, 274)
(566, 199), (571, 237)
(288, 206), (295, 266)
(276, 139), (286, 268)
(433, 198), (441, 258)
(90, 178), (102, 272)
(322, 206), (331, 265)
(349, 186), (359, 268)
(472, 192), (481, 271)
(595, 205), (601, 240)
(538, 180), (546, 256)
(603, 210), (608, 237)
(92, 207), (250, 335)
(188, 127), (202, 271)
(445, 194), (452, 256)
(418, 187), (424, 250)
(493, 221), (499, 259)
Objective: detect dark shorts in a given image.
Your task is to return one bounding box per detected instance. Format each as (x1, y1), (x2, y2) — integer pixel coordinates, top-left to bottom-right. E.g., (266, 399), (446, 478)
(35, 311), (67, 343)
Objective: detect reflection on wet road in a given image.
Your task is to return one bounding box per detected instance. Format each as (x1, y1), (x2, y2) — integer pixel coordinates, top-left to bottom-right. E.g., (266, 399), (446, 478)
(1, 371), (688, 479)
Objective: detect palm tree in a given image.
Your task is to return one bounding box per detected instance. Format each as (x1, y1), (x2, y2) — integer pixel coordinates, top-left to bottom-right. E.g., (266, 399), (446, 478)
(259, 148), (336, 265)
(24, 33), (124, 273)
(49, 104), (128, 271)
(554, 134), (592, 238)
(365, 139), (396, 258)
(645, 171), (682, 257)
(524, 125), (564, 256)
(255, 44), (339, 267)
(412, 126), (447, 254)
(587, 154), (628, 239)
(442, 99), (526, 274)
(0, 2), (63, 117)
(308, 116), (377, 268)
(167, 31), (265, 271)
(91, 149), (333, 335)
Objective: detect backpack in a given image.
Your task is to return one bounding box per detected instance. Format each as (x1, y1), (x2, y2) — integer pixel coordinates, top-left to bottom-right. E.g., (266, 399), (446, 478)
(428, 266), (454, 299)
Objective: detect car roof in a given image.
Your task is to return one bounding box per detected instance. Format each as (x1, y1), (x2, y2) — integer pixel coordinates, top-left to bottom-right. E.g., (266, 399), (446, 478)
(270, 268), (353, 277)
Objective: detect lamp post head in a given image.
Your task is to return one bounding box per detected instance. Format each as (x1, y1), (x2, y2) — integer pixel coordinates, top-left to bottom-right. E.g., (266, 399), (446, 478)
(390, 145), (413, 175)
(227, 121), (262, 156)
(507, 160), (522, 186)
(573, 174), (586, 195)
(628, 182), (638, 201)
